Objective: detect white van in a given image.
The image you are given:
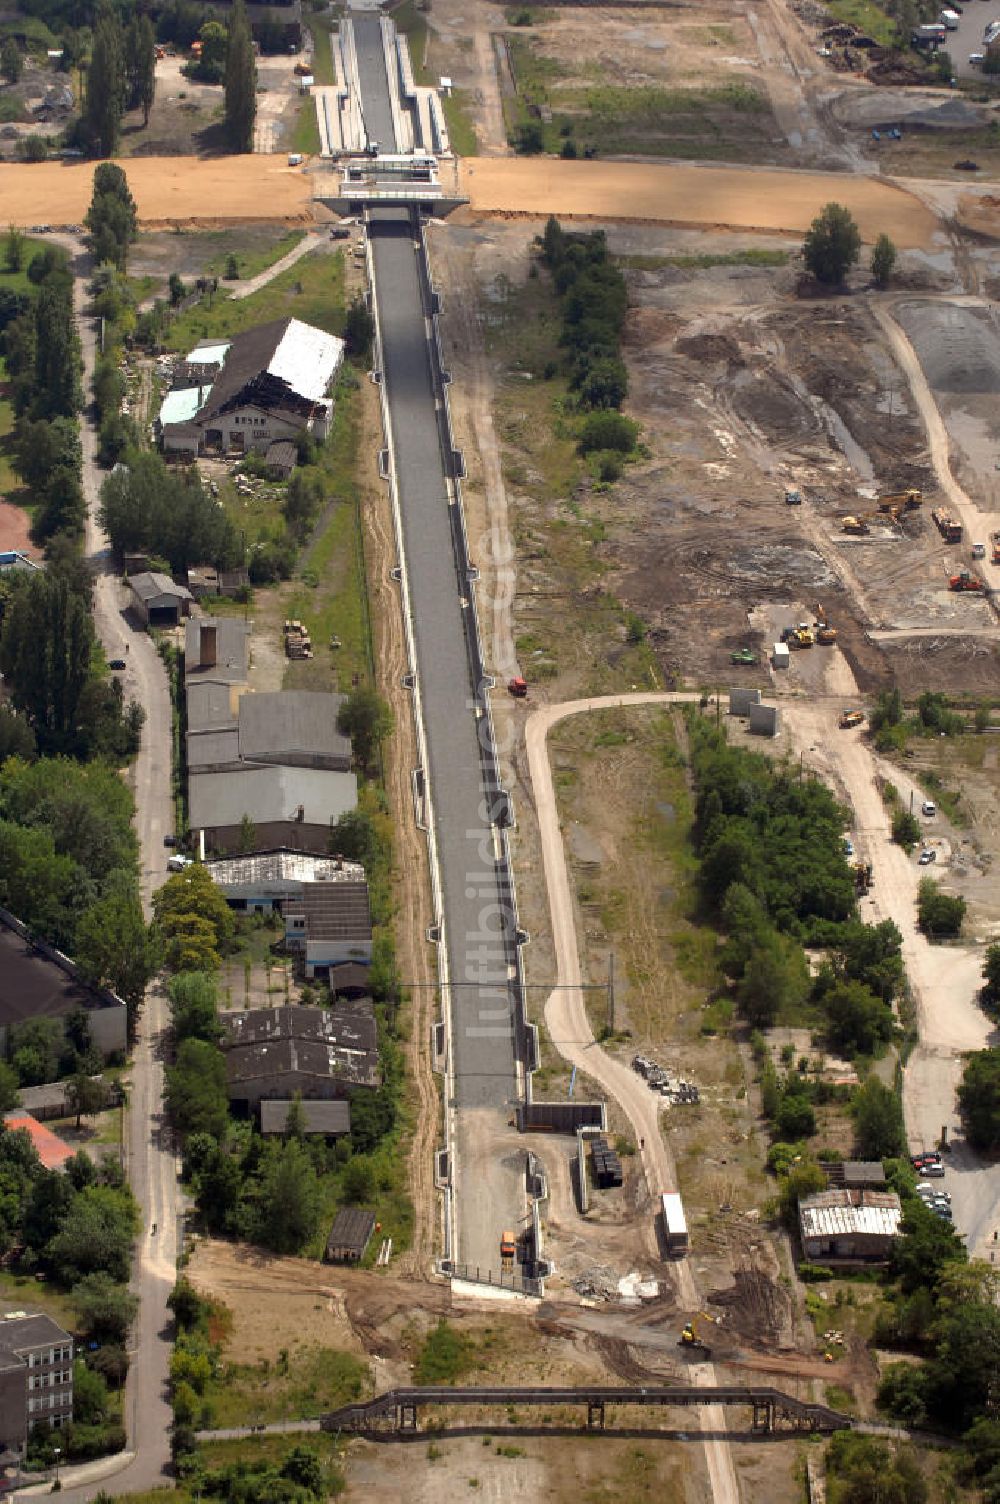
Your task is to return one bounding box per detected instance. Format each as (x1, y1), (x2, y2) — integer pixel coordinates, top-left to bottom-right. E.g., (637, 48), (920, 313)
(940, 9), (960, 27)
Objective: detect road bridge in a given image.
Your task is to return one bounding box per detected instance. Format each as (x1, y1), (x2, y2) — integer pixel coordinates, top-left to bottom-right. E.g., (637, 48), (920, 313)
(321, 1385), (851, 1437)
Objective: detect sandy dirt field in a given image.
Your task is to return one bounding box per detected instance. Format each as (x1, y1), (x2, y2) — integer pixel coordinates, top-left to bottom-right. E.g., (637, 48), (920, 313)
(457, 159), (940, 248)
(0, 156), (314, 227)
(0, 500), (34, 557)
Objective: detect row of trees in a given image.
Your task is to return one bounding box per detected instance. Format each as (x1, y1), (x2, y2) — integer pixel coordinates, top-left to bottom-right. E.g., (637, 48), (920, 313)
(538, 217), (630, 412)
(99, 448), (243, 574)
(83, 0), (156, 155)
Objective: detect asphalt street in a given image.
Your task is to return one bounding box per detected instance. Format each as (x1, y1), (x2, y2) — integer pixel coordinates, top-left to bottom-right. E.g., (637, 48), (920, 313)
(351, 12), (397, 150)
(24, 245), (180, 1503)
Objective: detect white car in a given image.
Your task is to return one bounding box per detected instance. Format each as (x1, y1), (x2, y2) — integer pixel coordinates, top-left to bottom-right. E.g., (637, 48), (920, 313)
(970, 51), (985, 64)
(922, 800), (937, 816)
(167, 854), (193, 872)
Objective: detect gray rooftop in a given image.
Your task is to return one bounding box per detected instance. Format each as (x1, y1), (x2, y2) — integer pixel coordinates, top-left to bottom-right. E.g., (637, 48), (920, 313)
(184, 617), (250, 684)
(0, 1310), (72, 1353)
(287, 882), (371, 943)
(325, 1206), (376, 1259)
(238, 691), (351, 769)
(224, 1002), (378, 1090)
(129, 571), (193, 604)
(186, 680), (242, 735)
(799, 1189), (901, 1241)
(189, 765), (358, 832)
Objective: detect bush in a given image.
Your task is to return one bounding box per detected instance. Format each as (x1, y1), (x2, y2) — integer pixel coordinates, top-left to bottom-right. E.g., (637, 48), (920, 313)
(776, 1092), (815, 1139)
(891, 808), (921, 852)
(917, 878), (965, 939)
(579, 411), (638, 455)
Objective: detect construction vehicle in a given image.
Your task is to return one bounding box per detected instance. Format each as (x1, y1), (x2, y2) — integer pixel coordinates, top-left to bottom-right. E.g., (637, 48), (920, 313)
(972, 542), (987, 561)
(932, 508), (963, 543)
(792, 624), (814, 647)
(949, 569), (984, 592)
(814, 603), (837, 645)
(878, 488), (922, 511)
(784, 488), (802, 506)
(508, 677), (528, 698)
(730, 647), (758, 666)
(841, 515), (870, 536)
(853, 860), (873, 895)
(839, 708), (865, 729)
(500, 1229), (516, 1268)
(678, 1320), (712, 1357)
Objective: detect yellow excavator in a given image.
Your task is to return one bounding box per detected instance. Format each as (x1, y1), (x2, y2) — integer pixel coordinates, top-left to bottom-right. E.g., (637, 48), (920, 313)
(678, 1318), (713, 1357)
(878, 488), (922, 511)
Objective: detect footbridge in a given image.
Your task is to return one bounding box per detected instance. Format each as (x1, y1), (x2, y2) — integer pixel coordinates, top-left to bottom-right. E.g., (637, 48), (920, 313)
(321, 1385), (851, 1438)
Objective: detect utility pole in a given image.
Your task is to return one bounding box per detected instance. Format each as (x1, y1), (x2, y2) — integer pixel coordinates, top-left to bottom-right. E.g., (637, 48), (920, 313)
(607, 953), (615, 1035)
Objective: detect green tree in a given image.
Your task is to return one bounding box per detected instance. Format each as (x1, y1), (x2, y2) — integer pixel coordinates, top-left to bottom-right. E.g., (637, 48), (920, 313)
(223, 0), (256, 152)
(980, 942), (1000, 1019)
(84, 2), (127, 157)
(4, 223), (24, 271)
(167, 972), (219, 1043)
(71, 1272), (138, 1344)
(85, 163), (138, 273)
(33, 276), (82, 419)
(237, 812), (258, 854)
(75, 872), (156, 1027)
(161, 912), (222, 973)
(255, 1139), (320, 1254)
(870, 233), (897, 289)
(917, 877), (965, 939)
(0, 39), (22, 84)
(958, 1048), (1000, 1152)
(803, 202), (862, 286)
(926, 1292), (1000, 1433)
(67, 1073), (109, 1130)
(852, 1077), (904, 1159)
(73, 1359), (110, 1425)
(283, 468), (324, 540)
(165, 1038), (229, 1140)
(737, 933), (809, 1029)
(337, 687), (393, 771)
(891, 1197), (966, 1295)
(578, 411), (638, 454)
(0, 1064), (18, 1116)
(775, 1090), (815, 1139)
(153, 864), (235, 968)
(344, 294), (375, 360)
(124, 13), (156, 124)
(46, 1185), (139, 1283)
(821, 978), (894, 1058)
(891, 807), (920, 851)
(0, 575), (91, 755)
(196, 20), (228, 83)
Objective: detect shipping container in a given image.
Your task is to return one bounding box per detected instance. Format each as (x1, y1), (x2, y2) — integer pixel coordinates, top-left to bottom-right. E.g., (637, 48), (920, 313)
(660, 1192), (688, 1255)
(772, 642), (790, 669)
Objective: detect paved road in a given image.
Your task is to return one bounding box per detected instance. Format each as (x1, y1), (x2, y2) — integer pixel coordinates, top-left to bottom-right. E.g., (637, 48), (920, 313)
(353, 10), (521, 1270)
(524, 691), (741, 1504)
(25, 246), (180, 1502)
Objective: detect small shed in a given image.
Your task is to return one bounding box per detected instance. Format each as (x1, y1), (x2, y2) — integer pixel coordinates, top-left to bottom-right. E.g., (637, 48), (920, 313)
(265, 440), (297, 480)
(128, 571), (193, 626)
(325, 1207), (376, 1264)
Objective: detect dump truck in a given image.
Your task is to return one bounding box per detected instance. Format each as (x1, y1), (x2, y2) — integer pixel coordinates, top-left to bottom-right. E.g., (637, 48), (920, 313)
(950, 570), (984, 592)
(932, 509), (963, 543)
(839, 709), (865, 729)
(878, 488), (922, 511)
(508, 677), (528, 698)
(660, 1192), (688, 1256)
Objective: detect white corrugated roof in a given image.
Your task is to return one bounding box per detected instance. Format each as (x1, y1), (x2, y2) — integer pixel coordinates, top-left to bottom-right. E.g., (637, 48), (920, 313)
(800, 1192), (901, 1240)
(269, 318), (344, 403)
(189, 342), (231, 364)
(160, 387), (210, 426)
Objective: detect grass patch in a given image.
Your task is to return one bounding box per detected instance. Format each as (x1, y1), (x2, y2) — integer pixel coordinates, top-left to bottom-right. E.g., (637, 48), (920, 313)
(442, 87), (478, 156)
(198, 1432), (345, 1472)
(413, 1319), (476, 1384)
(0, 1269), (77, 1329)
(206, 228), (308, 283)
(164, 249), (345, 351)
(620, 248), (789, 271)
(205, 1344), (369, 1427)
(289, 94), (322, 156)
(825, 0), (898, 46)
(306, 12), (336, 85)
(392, 0), (431, 83)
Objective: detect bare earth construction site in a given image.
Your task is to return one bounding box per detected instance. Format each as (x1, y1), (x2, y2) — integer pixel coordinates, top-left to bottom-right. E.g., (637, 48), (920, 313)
(8, 0), (1000, 1500)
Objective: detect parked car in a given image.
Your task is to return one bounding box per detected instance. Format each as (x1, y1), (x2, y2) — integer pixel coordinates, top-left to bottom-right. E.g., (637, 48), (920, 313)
(921, 800), (937, 816)
(922, 1161), (946, 1177)
(167, 855), (193, 872)
(163, 834), (178, 848)
(843, 838), (855, 856)
(918, 848), (936, 865)
(109, 658), (127, 670)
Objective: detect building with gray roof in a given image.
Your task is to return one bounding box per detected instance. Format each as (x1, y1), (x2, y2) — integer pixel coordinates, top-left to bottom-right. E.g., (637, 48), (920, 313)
(0, 1309), (74, 1455)
(0, 907), (126, 1060)
(128, 572), (193, 626)
(238, 692), (351, 771)
(260, 1099), (351, 1136)
(205, 849), (365, 912)
(285, 881), (372, 979)
(223, 1002), (378, 1109)
(189, 765), (358, 856)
